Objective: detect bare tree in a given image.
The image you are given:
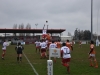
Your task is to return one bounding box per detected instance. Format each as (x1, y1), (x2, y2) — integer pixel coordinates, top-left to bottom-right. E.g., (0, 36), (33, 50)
(68, 32), (72, 36)
(13, 24), (17, 36)
(18, 23), (25, 36)
(26, 23), (31, 36)
(13, 24), (17, 29)
(20, 23), (24, 29)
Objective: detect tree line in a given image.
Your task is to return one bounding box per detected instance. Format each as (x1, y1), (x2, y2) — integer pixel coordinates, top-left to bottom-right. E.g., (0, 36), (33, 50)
(13, 23), (31, 36)
(73, 28), (100, 41)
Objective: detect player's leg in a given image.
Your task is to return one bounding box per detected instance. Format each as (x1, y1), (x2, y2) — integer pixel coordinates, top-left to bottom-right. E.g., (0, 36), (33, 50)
(37, 47), (40, 53)
(66, 58), (70, 73)
(79, 44), (81, 48)
(62, 58), (68, 67)
(89, 55), (93, 67)
(2, 50), (6, 59)
(19, 51), (23, 62)
(42, 49), (47, 58)
(44, 51), (47, 58)
(47, 49), (49, 56)
(17, 53), (19, 62)
(35, 47), (37, 53)
(54, 57), (56, 63)
(40, 49), (43, 59)
(62, 58), (70, 73)
(38, 46), (40, 53)
(93, 56), (98, 68)
(71, 46), (73, 51)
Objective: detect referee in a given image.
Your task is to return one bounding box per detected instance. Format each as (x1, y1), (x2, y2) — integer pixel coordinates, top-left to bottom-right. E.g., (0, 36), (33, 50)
(15, 42), (24, 63)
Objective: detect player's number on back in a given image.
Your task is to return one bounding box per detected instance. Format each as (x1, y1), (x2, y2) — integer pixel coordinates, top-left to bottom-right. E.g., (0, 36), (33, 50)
(41, 44), (46, 47)
(63, 48), (68, 55)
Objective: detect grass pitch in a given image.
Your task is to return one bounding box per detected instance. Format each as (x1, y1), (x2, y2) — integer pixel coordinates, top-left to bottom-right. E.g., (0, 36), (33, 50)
(0, 44), (100, 75)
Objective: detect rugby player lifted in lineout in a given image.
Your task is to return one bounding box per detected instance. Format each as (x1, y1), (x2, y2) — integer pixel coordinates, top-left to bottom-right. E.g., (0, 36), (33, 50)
(42, 21), (51, 41)
(42, 25), (46, 39)
(42, 21), (48, 40)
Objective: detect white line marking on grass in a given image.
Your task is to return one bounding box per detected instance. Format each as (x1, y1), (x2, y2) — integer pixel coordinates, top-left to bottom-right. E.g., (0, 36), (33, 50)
(23, 52), (39, 75)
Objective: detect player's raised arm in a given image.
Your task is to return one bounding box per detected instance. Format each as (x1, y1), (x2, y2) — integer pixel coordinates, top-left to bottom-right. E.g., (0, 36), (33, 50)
(43, 24), (45, 30)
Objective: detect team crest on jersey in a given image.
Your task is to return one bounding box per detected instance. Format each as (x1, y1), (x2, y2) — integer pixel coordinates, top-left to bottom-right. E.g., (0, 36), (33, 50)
(54, 49), (57, 53)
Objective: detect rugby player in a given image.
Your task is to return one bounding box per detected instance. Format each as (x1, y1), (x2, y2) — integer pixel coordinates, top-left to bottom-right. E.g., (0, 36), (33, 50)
(40, 39), (47, 58)
(88, 40), (98, 68)
(66, 40), (73, 51)
(79, 40), (82, 48)
(49, 40), (57, 62)
(2, 40), (9, 60)
(56, 39), (62, 48)
(61, 42), (71, 73)
(15, 42), (24, 63)
(34, 40), (40, 53)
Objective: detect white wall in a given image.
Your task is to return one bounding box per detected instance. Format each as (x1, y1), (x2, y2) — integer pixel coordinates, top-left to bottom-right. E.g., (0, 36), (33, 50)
(61, 36), (73, 42)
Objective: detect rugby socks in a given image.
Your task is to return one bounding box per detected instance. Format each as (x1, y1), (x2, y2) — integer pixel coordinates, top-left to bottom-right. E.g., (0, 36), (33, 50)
(2, 53), (5, 58)
(89, 59), (98, 68)
(2, 53), (5, 59)
(17, 57), (19, 61)
(94, 60), (98, 68)
(45, 53), (47, 58)
(89, 59), (93, 67)
(20, 57), (22, 61)
(67, 66), (70, 73)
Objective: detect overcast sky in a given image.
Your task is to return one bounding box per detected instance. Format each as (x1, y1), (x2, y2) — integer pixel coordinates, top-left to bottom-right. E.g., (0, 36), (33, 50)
(0, 0), (100, 35)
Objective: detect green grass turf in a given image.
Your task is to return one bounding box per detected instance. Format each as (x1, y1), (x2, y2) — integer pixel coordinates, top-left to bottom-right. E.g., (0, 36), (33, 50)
(0, 44), (100, 75)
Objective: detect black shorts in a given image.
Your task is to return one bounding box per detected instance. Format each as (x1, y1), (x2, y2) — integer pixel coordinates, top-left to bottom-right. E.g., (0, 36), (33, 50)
(17, 51), (22, 54)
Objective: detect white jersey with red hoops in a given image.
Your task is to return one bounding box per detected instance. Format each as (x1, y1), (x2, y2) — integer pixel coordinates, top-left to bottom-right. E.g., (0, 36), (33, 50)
(42, 29), (47, 34)
(49, 43), (57, 49)
(40, 42), (47, 49)
(2, 42), (8, 50)
(61, 46), (71, 59)
(35, 41), (40, 47)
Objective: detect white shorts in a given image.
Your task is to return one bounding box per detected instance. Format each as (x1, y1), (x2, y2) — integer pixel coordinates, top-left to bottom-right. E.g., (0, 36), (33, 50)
(89, 54), (95, 57)
(2, 48), (6, 50)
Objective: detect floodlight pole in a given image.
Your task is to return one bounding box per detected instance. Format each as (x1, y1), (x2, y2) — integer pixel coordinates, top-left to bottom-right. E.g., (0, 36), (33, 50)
(91, 0), (93, 40)
(97, 9), (99, 40)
